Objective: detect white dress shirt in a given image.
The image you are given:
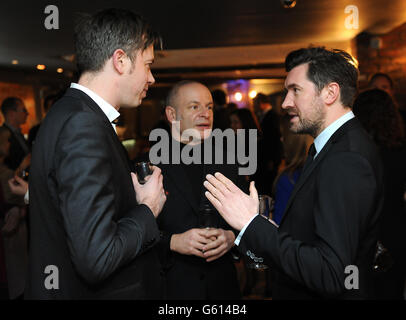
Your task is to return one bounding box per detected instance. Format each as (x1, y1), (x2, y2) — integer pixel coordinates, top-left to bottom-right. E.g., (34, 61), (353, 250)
(70, 83), (120, 131)
(313, 111), (355, 159)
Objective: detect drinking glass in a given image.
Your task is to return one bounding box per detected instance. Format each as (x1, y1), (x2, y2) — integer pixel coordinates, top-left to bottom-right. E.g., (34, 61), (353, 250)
(135, 161), (152, 184)
(198, 203), (218, 229)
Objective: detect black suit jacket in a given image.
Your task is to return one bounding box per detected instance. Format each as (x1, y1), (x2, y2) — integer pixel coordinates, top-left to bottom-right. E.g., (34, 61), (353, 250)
(26, 88), (163, 299)
(239, 118), (384, 299)
(2, 123), (30, 170)
(152, 143), (245, 299)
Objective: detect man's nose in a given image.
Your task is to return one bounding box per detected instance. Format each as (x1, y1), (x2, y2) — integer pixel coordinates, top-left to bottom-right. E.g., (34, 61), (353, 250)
(148, 70), (155, 85)
(200, 108), (210, 118)
(281, 94), (292, 110)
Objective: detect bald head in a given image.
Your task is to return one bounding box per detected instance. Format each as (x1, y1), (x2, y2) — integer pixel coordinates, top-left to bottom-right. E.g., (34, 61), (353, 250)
(166, 80), (207, 110)
(165, 80), (214, 141)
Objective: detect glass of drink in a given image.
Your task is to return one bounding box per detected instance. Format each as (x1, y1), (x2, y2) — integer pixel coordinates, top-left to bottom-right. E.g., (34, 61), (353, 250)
(198, 203), (218, 229)
(135, 161), (152, 184)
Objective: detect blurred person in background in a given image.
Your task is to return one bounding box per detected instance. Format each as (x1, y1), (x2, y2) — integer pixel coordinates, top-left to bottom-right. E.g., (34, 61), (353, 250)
(353, 89), (406, 300)
(253, 93), (283, 195)
(229, 107), (266, 297)
(272, 128), (312, 225)
(230, 107), (262, 182)
(368, 73), (406, 127)
(230, 108), (261, 134)
(212, 89), (230, 131)
(368, 73), (395, 97)
(226, 102), (238, 114)
(1, 97), (30, 172)
(0, 126), (28, 299)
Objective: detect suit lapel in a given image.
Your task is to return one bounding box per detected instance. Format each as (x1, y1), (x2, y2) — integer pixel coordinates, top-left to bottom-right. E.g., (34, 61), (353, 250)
(279, 141), (333, 225)
(279, 118), (359, 225)
(66, 88), (132, 172)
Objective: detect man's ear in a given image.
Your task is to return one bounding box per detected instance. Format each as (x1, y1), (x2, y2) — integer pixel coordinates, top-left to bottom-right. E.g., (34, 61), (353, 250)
(112, 49), (129, 75)
(165, 106), (176, 123)
(323, 82), (340, 105)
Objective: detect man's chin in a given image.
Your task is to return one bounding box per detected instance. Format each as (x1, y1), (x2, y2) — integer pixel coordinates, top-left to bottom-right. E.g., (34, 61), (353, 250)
(120, 98), (142, 109)
(119, 100), (142, 109)
(289, 123), (306, 134)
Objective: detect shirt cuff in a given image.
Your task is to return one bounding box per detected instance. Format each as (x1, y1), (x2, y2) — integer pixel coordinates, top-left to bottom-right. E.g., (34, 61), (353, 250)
(24, 189), (29, 204)
(234, 214), (258, 246)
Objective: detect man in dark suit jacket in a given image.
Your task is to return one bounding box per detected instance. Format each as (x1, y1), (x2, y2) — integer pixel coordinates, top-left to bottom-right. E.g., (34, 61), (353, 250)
(204, 47), (384, 299)
(25, 9), (166, 299)
(149, 81), (243, 299)
(1, 97), (30, 171)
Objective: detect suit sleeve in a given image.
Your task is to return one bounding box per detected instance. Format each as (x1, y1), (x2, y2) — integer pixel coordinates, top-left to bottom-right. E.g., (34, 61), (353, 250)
(54, 111), (160, 284)
(239, 151), (379, 296)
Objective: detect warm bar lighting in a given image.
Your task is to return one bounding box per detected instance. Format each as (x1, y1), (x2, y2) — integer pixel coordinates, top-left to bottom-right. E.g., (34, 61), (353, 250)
(281, 0), (297, 8)
(11, 60), (19, 65)
(37, 64), (46, 70)
(57, 68), (64, 73)
(234, 92), (243, 102)
(249, 90), (257, 99)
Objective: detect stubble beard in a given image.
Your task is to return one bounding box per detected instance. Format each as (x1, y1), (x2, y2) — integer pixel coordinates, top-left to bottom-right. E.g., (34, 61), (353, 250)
(290, 96), (325, 138)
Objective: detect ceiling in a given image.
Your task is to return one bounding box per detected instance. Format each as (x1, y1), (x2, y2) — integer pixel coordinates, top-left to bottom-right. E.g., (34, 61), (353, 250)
(0, 0), (405, 80)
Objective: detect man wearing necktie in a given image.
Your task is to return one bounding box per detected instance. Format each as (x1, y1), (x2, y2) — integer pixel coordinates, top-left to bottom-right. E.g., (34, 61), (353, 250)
(204, 47), (384, 299)
(1, 97), (30, 171)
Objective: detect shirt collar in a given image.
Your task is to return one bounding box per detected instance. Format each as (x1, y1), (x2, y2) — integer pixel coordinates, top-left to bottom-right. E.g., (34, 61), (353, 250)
(70, 83), (120, 124)
(313, 110), (355, 158)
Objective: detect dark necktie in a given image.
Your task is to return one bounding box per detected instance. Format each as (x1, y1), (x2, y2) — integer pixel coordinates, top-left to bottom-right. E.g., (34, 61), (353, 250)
(302, 143), (316, 174)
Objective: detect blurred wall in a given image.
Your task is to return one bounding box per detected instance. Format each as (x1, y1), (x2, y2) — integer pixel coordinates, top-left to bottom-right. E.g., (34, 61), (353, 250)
(356, 22), (406, 110)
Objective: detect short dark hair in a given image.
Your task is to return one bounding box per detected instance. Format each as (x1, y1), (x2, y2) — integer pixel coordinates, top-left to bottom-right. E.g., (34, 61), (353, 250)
(285, 46), (359, 107)
(254, 93), (270, 105)
(368, 73), (394, 89)
(211, 89), (227, 106)
(166, 80), (204, 109)
(230, 108), (261, 131)
(1, 97), (23, 116)
(74, 8), (162, 75)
